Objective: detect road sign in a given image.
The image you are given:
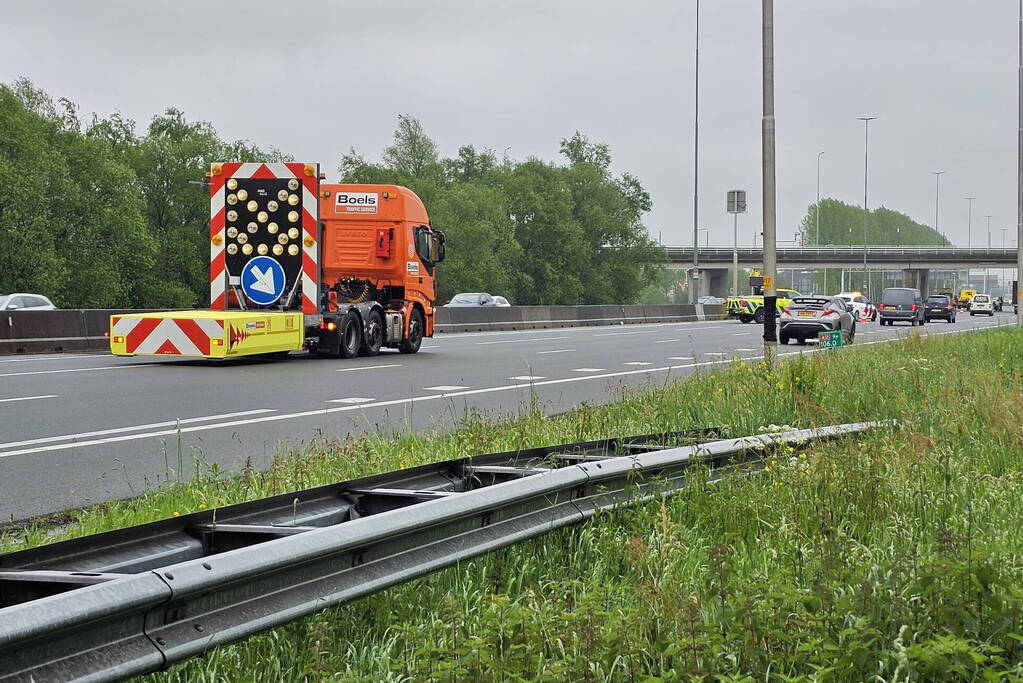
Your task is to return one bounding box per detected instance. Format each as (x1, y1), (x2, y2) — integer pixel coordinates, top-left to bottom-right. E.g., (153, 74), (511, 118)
(818, 329), (843, 349)
(241, 256), (286, 306)
(762, 274), (773, 289)
(727, 190), (747, 214)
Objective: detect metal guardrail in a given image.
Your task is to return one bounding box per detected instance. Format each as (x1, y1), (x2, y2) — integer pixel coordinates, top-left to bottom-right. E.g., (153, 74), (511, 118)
(0, 423), (884, 682)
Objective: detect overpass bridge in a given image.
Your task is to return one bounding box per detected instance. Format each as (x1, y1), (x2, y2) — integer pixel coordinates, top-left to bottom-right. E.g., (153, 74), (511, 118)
(665, 246), (1018, 269)
(664, 246), (1018, 297)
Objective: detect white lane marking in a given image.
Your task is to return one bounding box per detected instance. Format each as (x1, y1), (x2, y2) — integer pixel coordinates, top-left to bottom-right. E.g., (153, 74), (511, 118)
(438, 319), (730, 341)
(424, 385), (469, 391)
(537, 349), (575, 354)
(0, 395), (58, 404)
(0, 409), (277, 451)
(676, 325), (729, 331)
(733, 332), (753, 336)
(654, 339), (680, 344)
(335, 364), (402, 372)
(572, 368), (605, 372)
(328, 397), (375, 404)
(476, 336), (570, 345)
(669, 356), (695, 361)
(623, 362), (652, 366)
(0, 354), (94, 364)
(595, 330), (653, 337)
(735, 348), (758, 352)
(1, 322), (1009, 460)
(508, 375), (545, 381)
(704, 352), (726, 356)
(421, 345), (440, 349)
(0, 364), (153, 378)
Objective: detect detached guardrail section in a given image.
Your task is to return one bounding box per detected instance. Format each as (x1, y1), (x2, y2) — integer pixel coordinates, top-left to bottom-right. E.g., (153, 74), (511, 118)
(0, 422), (883, 682)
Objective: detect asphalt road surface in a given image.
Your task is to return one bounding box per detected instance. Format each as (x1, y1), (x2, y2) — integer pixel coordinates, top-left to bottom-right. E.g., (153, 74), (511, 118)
(0, 313), (1013, 521)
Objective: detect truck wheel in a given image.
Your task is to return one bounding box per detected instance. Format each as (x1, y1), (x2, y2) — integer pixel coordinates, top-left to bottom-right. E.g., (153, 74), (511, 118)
(753, 308), (766, 324)
(361, 310), (384, 357)
(399, 309), (424, 354)
(338, 312), (362, 359)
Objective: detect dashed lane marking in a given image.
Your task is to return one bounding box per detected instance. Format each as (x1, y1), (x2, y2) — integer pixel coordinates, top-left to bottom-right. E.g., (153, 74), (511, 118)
(0, 395), (58, 404)
(335, 364), (402, 372)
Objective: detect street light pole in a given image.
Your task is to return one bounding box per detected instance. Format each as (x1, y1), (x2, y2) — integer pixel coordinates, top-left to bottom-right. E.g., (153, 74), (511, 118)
(690, 0), (701, 304)
(931, 171), (945, 242)
(762, 0), (778, 365)
(816, 151), (824, 245)
(985, 215), (993, 293)
(1018, 0), (1023, 325)
(965, 196), (976, 248)
(857, 116), (876, 297)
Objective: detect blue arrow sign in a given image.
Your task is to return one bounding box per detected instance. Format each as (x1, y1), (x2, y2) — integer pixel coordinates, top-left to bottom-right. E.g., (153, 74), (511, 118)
(240, 256), (286, 306)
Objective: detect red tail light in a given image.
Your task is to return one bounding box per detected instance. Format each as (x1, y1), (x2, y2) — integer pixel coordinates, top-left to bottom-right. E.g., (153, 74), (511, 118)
(946, 305), (952, 311)
(782, 308), (791, 315)
(910, 304), (917, 311)
(878, 303), (885, 310)
(822, 308), (836, 316)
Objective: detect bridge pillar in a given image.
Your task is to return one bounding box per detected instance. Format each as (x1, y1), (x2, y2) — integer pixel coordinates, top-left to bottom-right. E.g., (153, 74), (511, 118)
(704, 268), (729, 298)
(901, 269), (930, 296)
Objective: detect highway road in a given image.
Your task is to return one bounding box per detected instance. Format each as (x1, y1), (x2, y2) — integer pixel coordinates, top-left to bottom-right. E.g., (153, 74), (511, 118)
(0, 313), (1013, 521)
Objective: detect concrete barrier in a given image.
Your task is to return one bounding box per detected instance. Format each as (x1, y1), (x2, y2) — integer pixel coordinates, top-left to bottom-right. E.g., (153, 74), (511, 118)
(0, 305), (728, 354)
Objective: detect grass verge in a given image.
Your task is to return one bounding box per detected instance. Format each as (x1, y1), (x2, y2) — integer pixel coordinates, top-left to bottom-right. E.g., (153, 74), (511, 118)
(6, 327), (1023, 680)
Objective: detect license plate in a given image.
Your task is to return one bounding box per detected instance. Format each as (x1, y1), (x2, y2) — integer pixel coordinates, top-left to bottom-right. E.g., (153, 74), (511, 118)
(930, 308), (941, 312)
(798, 311), (815, 317)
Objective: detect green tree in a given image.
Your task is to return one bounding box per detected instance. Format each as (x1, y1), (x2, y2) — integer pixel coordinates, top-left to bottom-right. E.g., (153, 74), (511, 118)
(801, 199), (949, 246)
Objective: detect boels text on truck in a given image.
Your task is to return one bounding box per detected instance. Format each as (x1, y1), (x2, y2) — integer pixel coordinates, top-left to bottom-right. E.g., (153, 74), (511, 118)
(110, 162), (446, 359)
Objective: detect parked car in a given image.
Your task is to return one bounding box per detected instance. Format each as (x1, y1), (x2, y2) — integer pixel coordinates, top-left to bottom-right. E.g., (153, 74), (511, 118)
(878, 287), (925, 326)
(835, 291), (877, 322)
(444, 292), (508, 307)
(0, 293), (56, 311)
(970, 293), (995, 316)
(779, 296), (856, 345)
(924, 294), (956, 323)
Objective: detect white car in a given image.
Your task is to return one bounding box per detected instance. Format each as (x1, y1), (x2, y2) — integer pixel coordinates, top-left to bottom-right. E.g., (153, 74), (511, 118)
(970, 293), (994, 316)
(835, 292), (877, 322)
(0, 293), (56, 311)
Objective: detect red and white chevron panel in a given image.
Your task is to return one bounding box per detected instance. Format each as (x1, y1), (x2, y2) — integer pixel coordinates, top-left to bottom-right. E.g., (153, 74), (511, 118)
(209, 162), (320, 314)
(112, 316), (225, 356)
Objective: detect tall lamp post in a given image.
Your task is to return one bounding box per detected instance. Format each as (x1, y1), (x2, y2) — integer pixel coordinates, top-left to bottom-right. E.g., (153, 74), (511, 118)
(857, 116), (877, 297)
(762, 0), (778, 365)
(931, 171), (945, 242)
(690, 0), (701, 303)
(816, 151), (824, 244)
(965, 196), (976, 248)
(1018, 0), (1023, 325)
(985, 215), (993, 293)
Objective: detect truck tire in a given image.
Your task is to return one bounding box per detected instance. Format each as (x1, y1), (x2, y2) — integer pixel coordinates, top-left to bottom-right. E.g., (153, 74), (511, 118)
(338, 312), (362, 359)
(361, 309), (384, 357)
(399, 308), (424, 354)
(753, 308), (766, 324)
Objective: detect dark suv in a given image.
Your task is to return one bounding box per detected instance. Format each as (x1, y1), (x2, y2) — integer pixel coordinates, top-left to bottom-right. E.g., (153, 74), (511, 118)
(879, 287), (925, 326)
(924, 294), (956, 323)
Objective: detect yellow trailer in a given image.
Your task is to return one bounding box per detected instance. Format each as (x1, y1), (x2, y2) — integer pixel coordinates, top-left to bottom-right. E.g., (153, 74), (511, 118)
(110, 310), (304, 359)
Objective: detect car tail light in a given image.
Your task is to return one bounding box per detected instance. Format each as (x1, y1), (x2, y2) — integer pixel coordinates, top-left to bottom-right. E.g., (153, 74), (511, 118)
(910, 304), (917, 311)
(822, 308), (836, 316)
(878, 303), (885, 309)
(782, 308), (791, 315)
(946, 305), (952, 311)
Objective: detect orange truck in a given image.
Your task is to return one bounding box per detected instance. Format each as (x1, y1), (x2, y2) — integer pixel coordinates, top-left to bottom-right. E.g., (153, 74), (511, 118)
(110, 162), (446, 359)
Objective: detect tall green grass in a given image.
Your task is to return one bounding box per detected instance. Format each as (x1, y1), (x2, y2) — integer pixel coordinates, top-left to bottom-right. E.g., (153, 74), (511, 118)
(6, 328), (1023, 680)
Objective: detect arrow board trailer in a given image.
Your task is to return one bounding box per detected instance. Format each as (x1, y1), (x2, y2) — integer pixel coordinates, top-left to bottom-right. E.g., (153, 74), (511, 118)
(110, 162), (446, 360)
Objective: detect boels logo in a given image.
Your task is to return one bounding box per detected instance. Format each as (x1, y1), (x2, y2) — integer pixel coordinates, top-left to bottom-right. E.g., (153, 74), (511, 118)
(335, 191), (379, 214)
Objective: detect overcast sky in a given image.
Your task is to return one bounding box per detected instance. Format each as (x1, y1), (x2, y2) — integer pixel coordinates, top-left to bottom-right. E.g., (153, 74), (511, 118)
(1, 1), (1017, 248)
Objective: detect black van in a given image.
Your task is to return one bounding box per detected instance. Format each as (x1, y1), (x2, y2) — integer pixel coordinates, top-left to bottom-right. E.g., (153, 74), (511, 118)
(879, 287), (925, 326)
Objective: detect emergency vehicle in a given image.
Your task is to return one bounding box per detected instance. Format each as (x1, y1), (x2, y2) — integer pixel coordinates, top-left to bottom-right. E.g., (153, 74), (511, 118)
(110, 162), (446, 359)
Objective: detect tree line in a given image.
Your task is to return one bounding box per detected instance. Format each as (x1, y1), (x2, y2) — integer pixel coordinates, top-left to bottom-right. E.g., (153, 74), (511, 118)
(0, 80), (665, 308)
(799, 199), (948, 246)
